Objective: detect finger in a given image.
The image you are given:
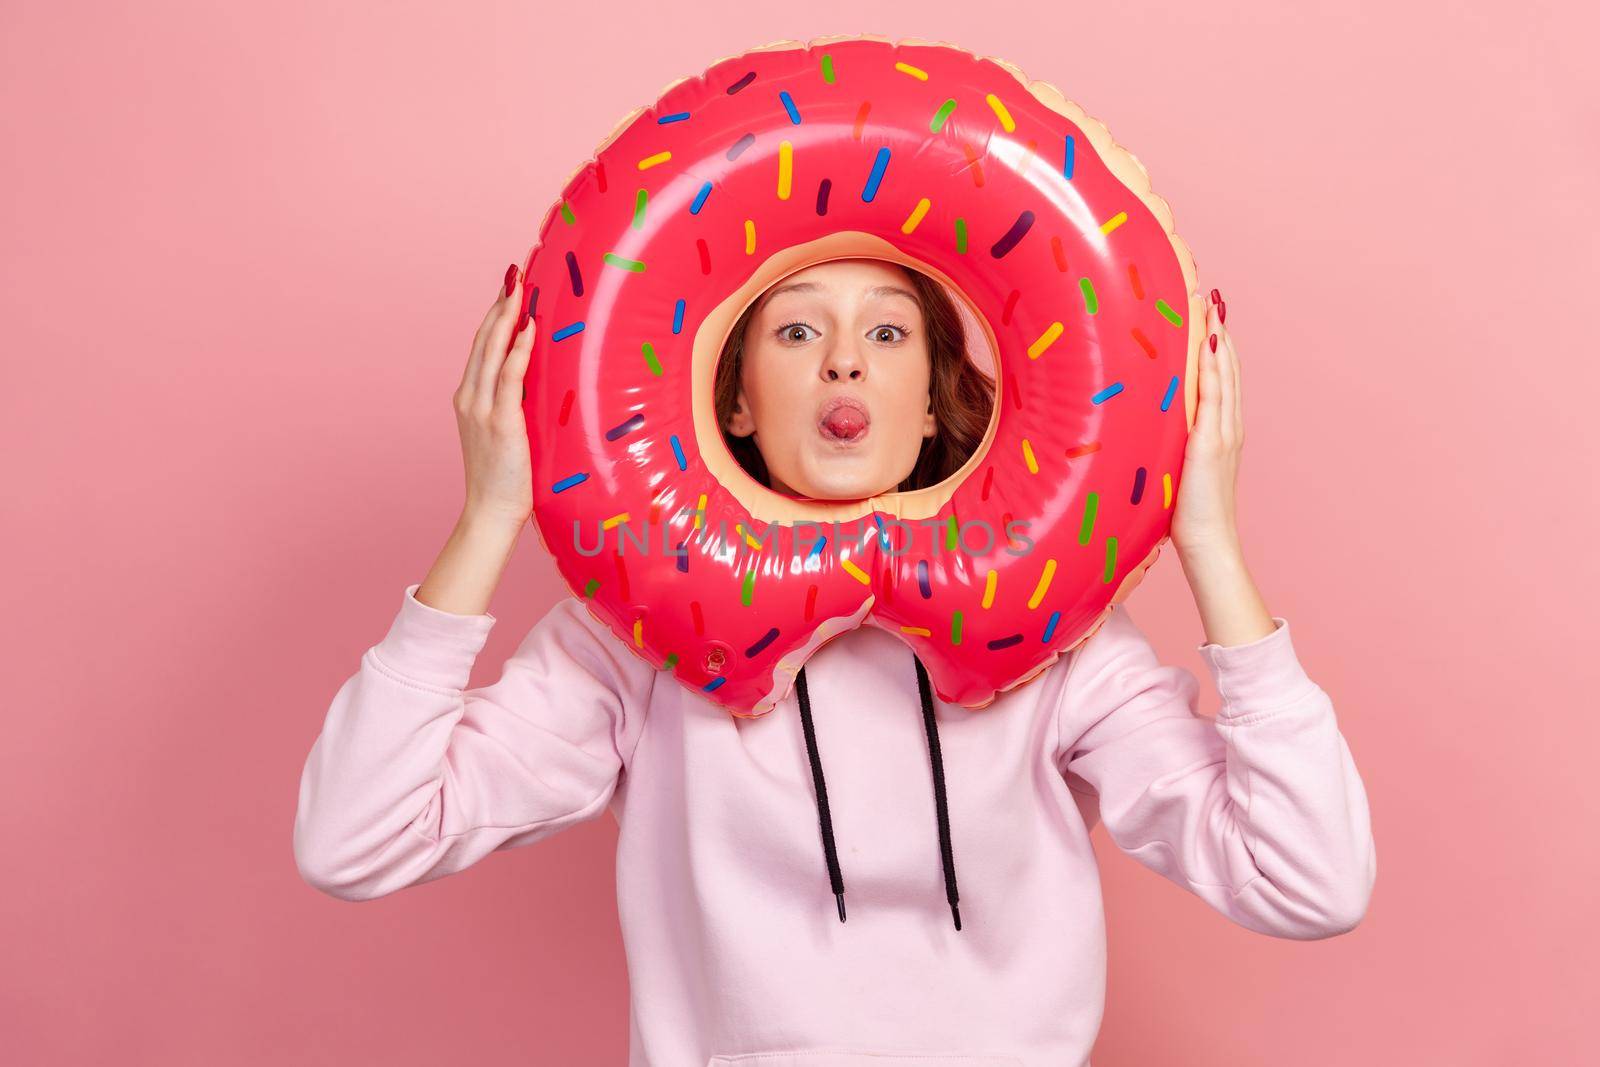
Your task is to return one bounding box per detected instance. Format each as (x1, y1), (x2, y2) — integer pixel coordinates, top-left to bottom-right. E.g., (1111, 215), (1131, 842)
(1209, 302), (1234, 444)
(495, 310), (537, 418)
(475, 270), (524, 407)
(461, 263), (519, 397)
(1194, 326), (1220, 437)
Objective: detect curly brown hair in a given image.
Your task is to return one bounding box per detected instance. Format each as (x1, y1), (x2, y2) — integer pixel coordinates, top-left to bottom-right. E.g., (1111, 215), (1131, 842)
(714, 265), (994, 494)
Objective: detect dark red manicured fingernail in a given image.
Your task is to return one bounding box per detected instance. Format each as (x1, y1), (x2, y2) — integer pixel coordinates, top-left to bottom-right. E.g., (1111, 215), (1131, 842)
(1209, 333), (1218, 352)
(503, 262), (518, 299)
(1210, 288), (1221, 305)
(1218, 300), (1226, 325)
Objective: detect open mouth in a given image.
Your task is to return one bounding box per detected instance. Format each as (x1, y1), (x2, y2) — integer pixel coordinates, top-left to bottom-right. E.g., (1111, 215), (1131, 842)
(817, 396), (871, 444)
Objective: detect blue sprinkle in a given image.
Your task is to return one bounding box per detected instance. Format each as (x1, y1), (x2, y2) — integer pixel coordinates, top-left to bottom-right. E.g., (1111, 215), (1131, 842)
(917, 559), (932, 599)
(807, 535), (827, 560)
(1091, 382), (1124, 404)
(657, 111), (691, 124)
(1063, 134), (1076, 180)
(669, 434), (687, 471)
(1159, 374), (1179, 412)
(779, 90), (801, 124)
(987, 633), (1024, 651)
(551, 321), (586, 342)
(672, 298), (686, 334)
(862, 146), (890, 202)
(551, 472), (589, 493)
(690, 181), (712, 215)
(605, 413), (645, 441)
(702, 676), (727, 692)
(872, 514), (889, 549)
(745, 627), (780, 657)
(1042, 611), (1061, 642)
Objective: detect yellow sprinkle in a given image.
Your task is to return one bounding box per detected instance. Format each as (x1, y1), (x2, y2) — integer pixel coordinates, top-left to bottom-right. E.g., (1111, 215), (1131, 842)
(736, 522), (764, 551)
(1028, 559), (1057, 610)
(986, 93), (1015, 133)
(744, 218), (756, 255)
(1022, 438), (1039, 474)
(1028, 321), (1064, 360)
(694, 493), (707, 529)
(602, 512), (631, 530)
(895, 62), (929, 80)
(981, 570), (998, 609)
(638, 151), (671, 170)
(1100, 211), (1128, 235)
(841, 558), (871, 585)
(777, 140), (793, 200)
(632, 617), (644, 647)
(901, 196), (931, 234)
(1162, 473), (1173, 508)
(900, 625), (932, 637)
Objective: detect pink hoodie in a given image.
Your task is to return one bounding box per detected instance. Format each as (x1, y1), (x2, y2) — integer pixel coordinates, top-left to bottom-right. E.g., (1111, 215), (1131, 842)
(294, 584), (1375, 1066)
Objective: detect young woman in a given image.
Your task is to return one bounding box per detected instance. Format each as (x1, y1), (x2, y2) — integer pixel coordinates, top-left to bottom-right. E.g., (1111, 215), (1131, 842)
(294, 256), (1376, 1067)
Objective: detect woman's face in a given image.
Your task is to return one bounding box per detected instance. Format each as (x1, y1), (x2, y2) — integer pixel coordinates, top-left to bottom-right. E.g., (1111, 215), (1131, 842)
(724, 258), (935, 500)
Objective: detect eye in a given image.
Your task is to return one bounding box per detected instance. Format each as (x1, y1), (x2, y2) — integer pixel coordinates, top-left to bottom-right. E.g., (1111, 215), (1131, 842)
(871, 322), (912, 345)
(775, 320), (818, 344)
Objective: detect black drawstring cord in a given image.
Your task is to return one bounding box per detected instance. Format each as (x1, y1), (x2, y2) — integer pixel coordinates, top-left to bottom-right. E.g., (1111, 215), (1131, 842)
(794, 656), (963, 931)
(914, 655), (963, 932)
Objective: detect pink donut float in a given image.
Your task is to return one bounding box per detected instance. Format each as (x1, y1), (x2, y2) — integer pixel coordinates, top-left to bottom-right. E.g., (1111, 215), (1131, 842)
(517, 35), (1202, 716)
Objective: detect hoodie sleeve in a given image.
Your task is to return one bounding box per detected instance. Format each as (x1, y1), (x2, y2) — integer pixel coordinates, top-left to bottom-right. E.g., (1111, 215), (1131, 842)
(293, 585), (656, 902)
(1055, 602), (1376, 940)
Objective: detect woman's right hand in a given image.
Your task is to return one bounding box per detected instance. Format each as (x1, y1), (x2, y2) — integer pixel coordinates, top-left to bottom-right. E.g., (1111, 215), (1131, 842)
(415, 260), (538, 616)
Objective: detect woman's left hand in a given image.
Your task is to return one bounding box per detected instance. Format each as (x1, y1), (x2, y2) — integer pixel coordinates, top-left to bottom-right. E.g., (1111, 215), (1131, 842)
(1170, 289), (1242, 557)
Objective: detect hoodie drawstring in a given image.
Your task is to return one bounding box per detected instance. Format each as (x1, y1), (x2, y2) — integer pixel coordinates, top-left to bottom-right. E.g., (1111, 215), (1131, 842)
(794, 654), (963, 931)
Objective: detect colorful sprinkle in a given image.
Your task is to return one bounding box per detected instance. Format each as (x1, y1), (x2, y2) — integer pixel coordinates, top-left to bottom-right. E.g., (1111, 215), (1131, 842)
(741, 568), (756, 606)
(945, 516), (959, 552)
(638, 151), (671, 170)
(696, 237), (711, 274)
(1028, 322), (1064, 360)
(1080, 277), (1098, 314)
(982, 569), (998, 609)
(657, 111), (690, 124)
(690, 181), (713, 214)
(954, 217), (968, 253)
(559, 201), (575, 225)
(632, 189), (648, 229)
(777, 140), (793, 200)
(1131, 327), (1156, 359)
(727, 71), (755, 94)
(741, 218), (756, 254)
(674, 541), (689, 573)
(736, 523), (765, 551)
(551, 472), (589, 493)
(862, 146), (890, 202)
(582, 578), (600, 598)
(987, 633), (1023, 651)
(1042, 611), (1061, 642)
(959, 142), (985, 187)
(672, 298), (686, 334)
(604, 252), (646, 273)
(662, 653), (679, 670)
(895, 61), (928, 80)
(985, 93), (1015, 132)
(917, 559), (932, 598)
(1079, 492), (1099, 543)
(746, 627), (780, 656)
(1022, 438), (1039, 474)
(669, 434), (687, 470)
(901, 196), (931, 234)
(551, 321), (585, 342)
(1028, 559), (1057, 609)
(1091, 382), (1124, 404)
(816, 177), (832, 215)
(930, 99), (957, 132)
(694, 493), (707, 529)
(641, 341), (662, 376)
(807, 535), (827, 561)
(1155, 298), (1183, 326)
(1050, 235), (1070, 272)
(605, 412), (644, 440)
(565, 251), (583, 296)
(841, 558), (871, 585)
(1163, 472), (1173, 508)
(1099, 211), (1128, 235)
(901, 626), (932, 637)
(691, 600), (704, 633)
(820, 54), (836, 84)
(633, 617), (644, 647)
(804, 584), (818, 621)
(728, 133), (756, 160)
(702, 676), (727, 693)
(602, 512), (631, 531)
(951, 610), (964, 645)
(1160, 375), (1179, 412)
(1131, 467), (1147, 505)
(1103, 537), (1118, 582)
(558, 389), (575, 425)
(779, 90), (801, 124)
(1063, 134), (1076, 179)
(990, 210), (1035, 257)
(852, 102), (871, 140)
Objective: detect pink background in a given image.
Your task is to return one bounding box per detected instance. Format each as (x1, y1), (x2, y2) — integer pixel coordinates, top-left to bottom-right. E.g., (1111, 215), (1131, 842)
(4, 1), (1595, 1063)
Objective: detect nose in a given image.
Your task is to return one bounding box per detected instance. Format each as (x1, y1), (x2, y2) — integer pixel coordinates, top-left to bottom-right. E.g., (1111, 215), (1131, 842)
(819, 337), (866, 382)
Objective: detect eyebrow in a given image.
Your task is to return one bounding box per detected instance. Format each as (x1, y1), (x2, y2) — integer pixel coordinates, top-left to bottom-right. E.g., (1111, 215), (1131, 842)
(756, 280), (918, 311)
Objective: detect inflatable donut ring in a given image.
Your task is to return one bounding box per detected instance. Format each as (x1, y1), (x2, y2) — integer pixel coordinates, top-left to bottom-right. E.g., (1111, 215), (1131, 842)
(518, 35), (1202, 716)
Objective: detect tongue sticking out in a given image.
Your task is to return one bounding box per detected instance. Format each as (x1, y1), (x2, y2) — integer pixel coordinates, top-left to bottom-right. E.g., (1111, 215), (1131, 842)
(821, 406), (868, 441)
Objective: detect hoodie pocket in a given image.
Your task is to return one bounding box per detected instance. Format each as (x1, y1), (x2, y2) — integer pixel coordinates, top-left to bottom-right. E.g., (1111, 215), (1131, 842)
(706, 1052), (1025, 1067)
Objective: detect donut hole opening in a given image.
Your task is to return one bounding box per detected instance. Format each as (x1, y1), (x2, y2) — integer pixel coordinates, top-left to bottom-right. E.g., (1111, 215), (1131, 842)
(712, 260), (997, 500)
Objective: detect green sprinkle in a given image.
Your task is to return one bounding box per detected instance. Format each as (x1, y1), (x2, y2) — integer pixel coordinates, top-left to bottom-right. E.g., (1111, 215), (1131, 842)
(820, 54), (835, 84)
(951, 610), (964, 645)
(603, 252), (646, 272)
(642, 341), (662, 376)
(582, 578), (600, 598)
(946, 516), (959, 552)
(632, 188), (648, 229)
(662, 653), (679, 670)
(954, 217), (968, 254)
(741, 569), (755, 606)
(1080, 277), (1098, 314)
(1078, 491), (1099, 544)
(1155, 298), (1183, 326)
(930, 99), (957, 133)
(560, 201), (575, 225)
(1103, 537), (1118, 582)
